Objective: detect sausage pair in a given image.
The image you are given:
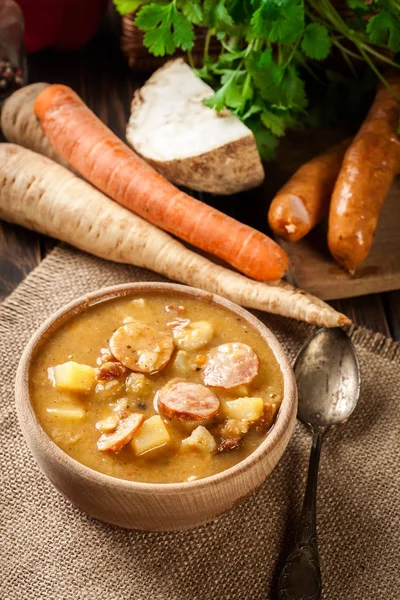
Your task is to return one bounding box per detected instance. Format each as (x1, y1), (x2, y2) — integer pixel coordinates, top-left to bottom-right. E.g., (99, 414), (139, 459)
(268, 76), (400, 272)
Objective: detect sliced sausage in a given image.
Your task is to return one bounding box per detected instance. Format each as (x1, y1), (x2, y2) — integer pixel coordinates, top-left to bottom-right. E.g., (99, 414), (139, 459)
(203, 343), (259, 389)
(157, 378), (220, 421)
(109, 320), (174, 374)
(97, 413), (144, 452)
(95, 415), (119, 433)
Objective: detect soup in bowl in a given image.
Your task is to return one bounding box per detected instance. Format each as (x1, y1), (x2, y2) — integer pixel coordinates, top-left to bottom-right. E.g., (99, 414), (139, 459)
(16, 283), (297, 531)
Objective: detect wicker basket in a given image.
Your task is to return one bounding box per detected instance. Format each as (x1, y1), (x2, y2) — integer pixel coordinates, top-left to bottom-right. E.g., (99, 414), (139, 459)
(121, 13), (220, 71)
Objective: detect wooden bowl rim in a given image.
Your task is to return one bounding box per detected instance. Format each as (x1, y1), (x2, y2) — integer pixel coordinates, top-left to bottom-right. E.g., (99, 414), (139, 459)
(16, 282), (297, 492)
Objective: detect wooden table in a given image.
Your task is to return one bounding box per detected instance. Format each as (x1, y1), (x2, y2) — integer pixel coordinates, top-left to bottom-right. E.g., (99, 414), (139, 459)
(1, 23), (400, 341)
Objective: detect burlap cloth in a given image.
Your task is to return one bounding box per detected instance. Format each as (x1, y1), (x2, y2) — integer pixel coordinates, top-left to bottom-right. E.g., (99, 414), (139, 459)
(1, 245), (399, 600)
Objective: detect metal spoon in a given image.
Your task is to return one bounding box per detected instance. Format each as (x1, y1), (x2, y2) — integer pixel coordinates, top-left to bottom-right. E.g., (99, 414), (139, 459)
(278, 327), (361, 600)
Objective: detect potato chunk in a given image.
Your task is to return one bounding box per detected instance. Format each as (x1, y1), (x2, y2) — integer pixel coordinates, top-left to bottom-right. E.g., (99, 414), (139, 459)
(125, 372), (150, 395)
(46, 407), (86, 421)
(131, 415), (170, 455)
(171, 350), (192, 377)
(181, 426), (216, 454)
(223, 397), (264, 422)
(172, 321), (213, 351)
(50, 361), (95, 394)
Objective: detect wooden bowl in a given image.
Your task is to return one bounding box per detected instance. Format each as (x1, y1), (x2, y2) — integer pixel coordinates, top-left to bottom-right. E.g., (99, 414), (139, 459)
(15, 283), (297, 532)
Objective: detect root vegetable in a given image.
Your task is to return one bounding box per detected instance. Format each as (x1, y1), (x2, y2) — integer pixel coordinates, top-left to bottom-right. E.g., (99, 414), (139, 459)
(328, 77), (400, 272)
(268, 139), (351, 242)
(0, 144), (350, 328)
(1, 83), (69, 168)
(126, 59), (265, 195)
(34, 83), (288, 282)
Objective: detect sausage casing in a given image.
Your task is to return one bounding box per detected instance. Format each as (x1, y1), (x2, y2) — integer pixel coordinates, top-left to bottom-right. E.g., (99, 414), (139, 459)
(268, 139), (350, 242)
(328, 80), (400, 272)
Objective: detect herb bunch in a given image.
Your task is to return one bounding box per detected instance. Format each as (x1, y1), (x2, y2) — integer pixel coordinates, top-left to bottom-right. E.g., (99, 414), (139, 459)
(115, 0), (400, 159)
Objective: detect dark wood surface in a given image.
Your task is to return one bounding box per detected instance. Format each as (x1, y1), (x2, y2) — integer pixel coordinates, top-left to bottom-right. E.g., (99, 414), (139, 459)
(1, 21), (399, 341)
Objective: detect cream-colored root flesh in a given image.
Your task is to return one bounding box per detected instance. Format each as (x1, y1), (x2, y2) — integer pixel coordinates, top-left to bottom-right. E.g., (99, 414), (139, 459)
(0, 145), (349, 328)
(126, 59), (265, 195)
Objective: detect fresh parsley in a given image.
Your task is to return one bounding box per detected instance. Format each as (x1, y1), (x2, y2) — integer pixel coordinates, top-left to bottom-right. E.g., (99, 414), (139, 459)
(135, 3), (195, 56)
(114, 0), (400, 160)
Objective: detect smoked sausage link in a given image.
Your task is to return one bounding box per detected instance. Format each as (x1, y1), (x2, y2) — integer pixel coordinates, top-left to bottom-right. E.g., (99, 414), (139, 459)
(203, 343), (259, 389)
(97, 413), (144, 452)
(328, 78), (400, 272)
(157, 379), (220, 421)
(268, 139), (350, 242)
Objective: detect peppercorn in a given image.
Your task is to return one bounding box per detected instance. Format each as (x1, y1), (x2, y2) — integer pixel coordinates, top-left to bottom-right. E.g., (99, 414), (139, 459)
(0, 54), (23, 101)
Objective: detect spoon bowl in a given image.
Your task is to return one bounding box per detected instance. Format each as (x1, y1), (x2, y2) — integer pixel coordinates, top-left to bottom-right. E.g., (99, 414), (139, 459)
(295, 327), (361, 429)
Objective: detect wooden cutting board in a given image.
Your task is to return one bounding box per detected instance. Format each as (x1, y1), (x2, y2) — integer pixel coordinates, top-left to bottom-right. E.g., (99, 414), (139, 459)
(262, 130), (400, 301)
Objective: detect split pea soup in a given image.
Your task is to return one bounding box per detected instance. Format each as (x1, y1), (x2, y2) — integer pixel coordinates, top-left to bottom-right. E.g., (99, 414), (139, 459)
(30, 292), (284, 483)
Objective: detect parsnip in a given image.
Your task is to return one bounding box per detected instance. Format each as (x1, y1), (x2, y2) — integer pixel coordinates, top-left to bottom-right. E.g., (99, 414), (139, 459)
(1, 83), (68, 168)
(0, 144), (349, 328)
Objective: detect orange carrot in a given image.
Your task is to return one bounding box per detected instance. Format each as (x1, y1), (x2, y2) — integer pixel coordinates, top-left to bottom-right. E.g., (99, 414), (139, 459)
(34, 84), (288, 281)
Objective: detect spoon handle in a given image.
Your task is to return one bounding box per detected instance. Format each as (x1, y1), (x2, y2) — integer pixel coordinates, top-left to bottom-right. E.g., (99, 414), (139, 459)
(278, 430), (324, 600)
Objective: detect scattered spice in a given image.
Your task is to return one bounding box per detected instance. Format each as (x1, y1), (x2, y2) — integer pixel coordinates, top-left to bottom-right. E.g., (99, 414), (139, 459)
(0, 54), (23, 101)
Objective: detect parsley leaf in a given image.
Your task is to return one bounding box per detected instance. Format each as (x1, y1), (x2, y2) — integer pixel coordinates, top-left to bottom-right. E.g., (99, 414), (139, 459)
(246, 48), (284, 106)
(261, 107), (288, 136)
(284, 66), (307, 110)
(181, 2), (203, 26)
(347, 0), (370, 11)
(229, 0), (252, 24)
(135, 4), (166, 30)
(204, 71), (247, 112)
(366, 8), (400, 53)
(203, 74), (234, 112)
(172, 11), (195, 50)
(114, 0), (145, 14)
(246, 49), (306, 111)
(301, 23), (331, 60)
(251, 0), (304, 44)
(135, 3), (194, 56)
(246, 119), (279, 161)
(203, 0), (234, 29)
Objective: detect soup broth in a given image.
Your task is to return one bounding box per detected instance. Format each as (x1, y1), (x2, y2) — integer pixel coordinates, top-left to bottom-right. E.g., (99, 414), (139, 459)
(30, 292), (284, 483)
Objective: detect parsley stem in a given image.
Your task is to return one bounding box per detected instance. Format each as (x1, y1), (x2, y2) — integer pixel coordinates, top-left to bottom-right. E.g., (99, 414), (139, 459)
(308, 0), (400, 98)
(187, 49), (195, 70)
(332, 39), (361, 61)
(254, 39), (263, 53)
(360, 44), (400, 70)
(358, 44), (400, 101)
(242, 72), (251, 100)
(332, 41), (357, 76)
(297, 53), (325, 84)
(203, 30), (212, 63)
(284, 37), (301, 69)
